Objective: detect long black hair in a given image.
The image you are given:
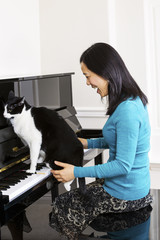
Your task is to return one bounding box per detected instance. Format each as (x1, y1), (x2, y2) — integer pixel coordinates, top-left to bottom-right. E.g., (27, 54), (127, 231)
(80, 43), (148, 115)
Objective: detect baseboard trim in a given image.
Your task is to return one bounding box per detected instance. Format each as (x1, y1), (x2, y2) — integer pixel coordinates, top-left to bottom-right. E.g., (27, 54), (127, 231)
(76, 107), (107, 118)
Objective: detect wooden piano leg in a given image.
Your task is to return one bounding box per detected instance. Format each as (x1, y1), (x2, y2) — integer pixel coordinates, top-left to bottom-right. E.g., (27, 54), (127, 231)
(7, 211), (24, 240)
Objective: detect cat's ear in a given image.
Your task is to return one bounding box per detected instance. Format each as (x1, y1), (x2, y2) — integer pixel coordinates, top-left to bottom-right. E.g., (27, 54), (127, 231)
(21, 97), (25, 104)
(8, 90), (15, 99)
(18, 97), (25, 106)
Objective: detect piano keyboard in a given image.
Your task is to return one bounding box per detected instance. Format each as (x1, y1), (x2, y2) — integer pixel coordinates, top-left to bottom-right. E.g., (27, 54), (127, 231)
(1, 165), (51, 203)
(1, 149), (91, 203)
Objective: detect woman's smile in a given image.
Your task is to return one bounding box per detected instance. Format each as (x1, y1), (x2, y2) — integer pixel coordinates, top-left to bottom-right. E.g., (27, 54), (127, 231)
(81, 62), (109, 97)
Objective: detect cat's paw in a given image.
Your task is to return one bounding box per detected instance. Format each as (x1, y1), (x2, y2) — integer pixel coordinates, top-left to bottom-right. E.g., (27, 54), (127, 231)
(45, 163), (51, 169)
(64, 180), (73, 191)
(38, 150), (46, 163)
(37, 157), (44, 163)
(26, 169), (36, 174)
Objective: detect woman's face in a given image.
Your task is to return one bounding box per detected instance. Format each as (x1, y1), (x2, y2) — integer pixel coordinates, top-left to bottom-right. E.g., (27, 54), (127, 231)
(81, 62), (109, 97)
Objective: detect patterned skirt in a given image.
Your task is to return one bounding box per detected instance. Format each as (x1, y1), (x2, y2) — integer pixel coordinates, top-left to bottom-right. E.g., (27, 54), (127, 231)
(49, 180), (153, 240)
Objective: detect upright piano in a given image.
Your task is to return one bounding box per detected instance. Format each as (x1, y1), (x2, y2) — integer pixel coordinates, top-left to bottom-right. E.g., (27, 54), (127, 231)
(0, 73), (102, 240)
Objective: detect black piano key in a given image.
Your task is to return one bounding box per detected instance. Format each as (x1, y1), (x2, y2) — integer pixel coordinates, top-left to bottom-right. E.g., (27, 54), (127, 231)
(0, 179), (18, 185)
(2, 171), (32, 186)
(0, 185), (10, 189)
(0, 173), (32, 191)
(0, 182), (15, 186)
(10, 174), (23, 180)
(12, 171), (28, 178)
(1, 178), (20, 187)
(25, 172), (32, 176)
(0, 183), (11, 187)
(0, 162), (46, 192)
(4, 177), (21, 183)
(0, 186), (9, 190)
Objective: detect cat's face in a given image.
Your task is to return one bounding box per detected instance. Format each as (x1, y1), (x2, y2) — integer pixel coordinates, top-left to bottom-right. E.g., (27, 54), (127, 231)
(3, 91), (25, 119)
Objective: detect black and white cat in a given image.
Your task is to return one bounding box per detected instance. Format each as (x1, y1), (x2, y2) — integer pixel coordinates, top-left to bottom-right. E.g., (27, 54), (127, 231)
(3, 91), (85, 192)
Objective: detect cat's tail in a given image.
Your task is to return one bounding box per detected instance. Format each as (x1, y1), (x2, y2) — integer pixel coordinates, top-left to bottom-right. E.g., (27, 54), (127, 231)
(78, 178), (96, 207)
(78, 177), (86, 195)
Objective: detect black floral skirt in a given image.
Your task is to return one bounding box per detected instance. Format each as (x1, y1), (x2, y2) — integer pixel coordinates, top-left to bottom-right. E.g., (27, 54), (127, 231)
(49, 180), (153, 240)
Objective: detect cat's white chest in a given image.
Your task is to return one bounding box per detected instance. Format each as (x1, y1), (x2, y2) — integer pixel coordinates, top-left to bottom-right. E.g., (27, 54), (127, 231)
(12, 109), (42, 146)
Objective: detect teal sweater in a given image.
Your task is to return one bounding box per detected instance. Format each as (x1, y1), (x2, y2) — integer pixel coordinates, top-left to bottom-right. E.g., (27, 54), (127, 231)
(74, 97), (151, 200)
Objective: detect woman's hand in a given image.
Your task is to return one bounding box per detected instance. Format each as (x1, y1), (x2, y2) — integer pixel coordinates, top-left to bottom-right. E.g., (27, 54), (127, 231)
(78, 138), (88, 149)
(51, 161), (75, 183)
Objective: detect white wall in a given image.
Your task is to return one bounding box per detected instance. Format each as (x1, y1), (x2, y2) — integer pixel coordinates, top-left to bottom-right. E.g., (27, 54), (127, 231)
(114, 0), (146, 92)
(39, 0), (109, 129)
(0, 0), (41, 78)
(143, 0), (160, 163)
(38, 0), (150, 129)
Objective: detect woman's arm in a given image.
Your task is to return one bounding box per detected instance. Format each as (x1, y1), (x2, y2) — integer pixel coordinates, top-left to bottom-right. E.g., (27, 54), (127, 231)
(74, 102), (142, 179)
(87, 137), (109, 149)
(78, 137), (109, 149)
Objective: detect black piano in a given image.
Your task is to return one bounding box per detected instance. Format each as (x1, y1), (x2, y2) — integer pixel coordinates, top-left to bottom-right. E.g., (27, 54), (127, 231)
(0, 73), (102, 240)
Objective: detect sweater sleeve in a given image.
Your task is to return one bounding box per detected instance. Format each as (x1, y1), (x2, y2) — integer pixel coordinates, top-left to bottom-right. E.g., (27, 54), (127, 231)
(87, 137), (109, 149)
(74, 102), (140, 179)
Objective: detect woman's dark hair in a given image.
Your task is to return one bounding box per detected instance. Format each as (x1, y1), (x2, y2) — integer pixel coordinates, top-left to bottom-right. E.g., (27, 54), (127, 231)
(80, 42), (148, 115)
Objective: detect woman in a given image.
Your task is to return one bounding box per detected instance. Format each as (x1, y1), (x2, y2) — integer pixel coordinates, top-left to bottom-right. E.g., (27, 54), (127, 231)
(49, 43), (152, 239)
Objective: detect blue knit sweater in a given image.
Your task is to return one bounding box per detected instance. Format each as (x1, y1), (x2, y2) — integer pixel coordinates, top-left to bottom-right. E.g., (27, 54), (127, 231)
(74, 97), (151, 200)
